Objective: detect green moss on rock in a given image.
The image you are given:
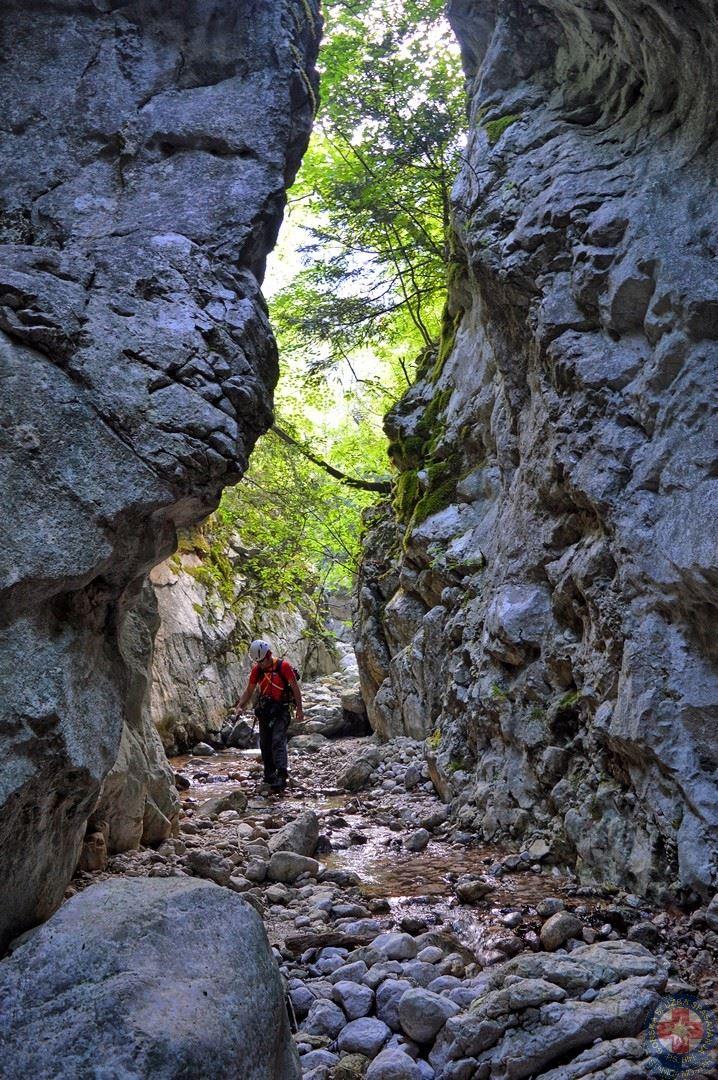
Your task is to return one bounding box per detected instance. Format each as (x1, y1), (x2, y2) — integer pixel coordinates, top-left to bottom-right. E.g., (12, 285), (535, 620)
(484, 113), (521, 144)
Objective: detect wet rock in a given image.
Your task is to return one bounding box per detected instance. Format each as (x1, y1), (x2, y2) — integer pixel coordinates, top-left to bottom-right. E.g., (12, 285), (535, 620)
(454, 876), (494, 904)
(540, 911), (584, 952)
(337, 1017), (392, 1058)
(405, 829), (430, 852)
(197, 790), (248, 817)
(398, 988), (460, 1044)
(0, 879), (298, 1078)
(191, 742), (216, 757)
(267, 851), (320, 884)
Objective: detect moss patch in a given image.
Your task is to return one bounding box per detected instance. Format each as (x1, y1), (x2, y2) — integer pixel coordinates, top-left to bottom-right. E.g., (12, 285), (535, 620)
(484, 113), (521, 145)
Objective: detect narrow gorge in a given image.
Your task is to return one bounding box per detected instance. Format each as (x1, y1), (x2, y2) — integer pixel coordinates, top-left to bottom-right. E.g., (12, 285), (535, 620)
(1, 2), (717, 1079)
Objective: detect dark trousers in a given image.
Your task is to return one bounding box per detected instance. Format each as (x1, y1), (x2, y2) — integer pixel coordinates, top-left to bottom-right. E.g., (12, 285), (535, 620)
(257, 705), (289, 780)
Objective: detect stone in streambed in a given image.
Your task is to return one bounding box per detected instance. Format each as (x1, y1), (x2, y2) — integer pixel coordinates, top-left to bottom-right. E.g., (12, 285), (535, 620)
(405, 829), (430, 852)
(376, 979), (414, 1031)
(333, 980), (375, 1019)
(454, 875), (494, 904)
(268, 810), (319, 857)
(540, 911), (584, 951)
(191, 742), (215, 756)
(366, 1048), (424, 1079)
(338, 1017), (392, 1057)
(371, 932), (419, 960)
(398, 988), (460, 1043)
(0, 878), (298, 1078)
(183, 850), (233, 886)
(267, 851), (320, 883)
(196, 789), (248, 816)
(301, 999), (347, 1039)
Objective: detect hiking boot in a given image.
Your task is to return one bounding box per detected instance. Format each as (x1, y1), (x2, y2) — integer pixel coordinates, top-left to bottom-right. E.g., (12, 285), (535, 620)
(269, 774), (287, 793)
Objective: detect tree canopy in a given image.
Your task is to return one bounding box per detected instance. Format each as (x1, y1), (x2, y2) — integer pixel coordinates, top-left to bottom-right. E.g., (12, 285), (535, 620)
(187, 0), (464, 625)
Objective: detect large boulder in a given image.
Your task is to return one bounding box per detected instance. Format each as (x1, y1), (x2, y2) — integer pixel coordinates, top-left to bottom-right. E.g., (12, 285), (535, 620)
(0, 0), (320, 950)
(0, 878), (300, 1078)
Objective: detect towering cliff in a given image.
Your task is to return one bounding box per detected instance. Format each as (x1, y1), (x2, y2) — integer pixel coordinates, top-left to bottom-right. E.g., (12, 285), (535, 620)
(356, 0), (718, 901)
(0, 0), (320, 950)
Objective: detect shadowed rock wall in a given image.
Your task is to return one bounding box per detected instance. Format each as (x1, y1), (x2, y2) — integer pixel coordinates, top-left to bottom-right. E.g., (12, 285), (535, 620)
(356, 0), (718, 901)
(0, 0), (320, 950)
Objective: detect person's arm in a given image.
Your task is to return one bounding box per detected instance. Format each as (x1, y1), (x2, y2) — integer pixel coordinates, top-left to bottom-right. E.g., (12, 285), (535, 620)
(235, 675), (256, 715)
(287, 672), (303, 723)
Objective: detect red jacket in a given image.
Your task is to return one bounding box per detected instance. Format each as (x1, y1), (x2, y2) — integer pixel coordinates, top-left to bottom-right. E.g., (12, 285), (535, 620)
(249, 659), (294, 702)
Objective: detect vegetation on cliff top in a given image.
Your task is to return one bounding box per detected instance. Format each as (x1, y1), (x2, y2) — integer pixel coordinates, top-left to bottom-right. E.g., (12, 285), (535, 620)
(193, 1), (464, 613)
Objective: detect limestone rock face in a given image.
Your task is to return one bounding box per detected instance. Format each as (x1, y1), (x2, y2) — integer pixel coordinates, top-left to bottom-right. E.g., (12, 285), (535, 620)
(0, 877), (299, 1079)
(0, 0), (319, 949)
(356, 0), (718, 899)
(149, 553), (338, 753)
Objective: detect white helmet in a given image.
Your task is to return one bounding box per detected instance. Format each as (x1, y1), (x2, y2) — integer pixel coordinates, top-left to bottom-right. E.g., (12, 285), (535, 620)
(249, 639), (272, 662)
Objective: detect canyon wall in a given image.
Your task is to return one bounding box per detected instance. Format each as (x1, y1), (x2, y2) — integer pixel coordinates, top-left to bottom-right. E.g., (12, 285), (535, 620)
(356, 0), (718, 901)
(0, 0), (319, 950)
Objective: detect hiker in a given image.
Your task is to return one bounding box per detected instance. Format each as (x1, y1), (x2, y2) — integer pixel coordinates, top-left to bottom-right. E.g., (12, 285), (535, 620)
(234, 639), (303, 792)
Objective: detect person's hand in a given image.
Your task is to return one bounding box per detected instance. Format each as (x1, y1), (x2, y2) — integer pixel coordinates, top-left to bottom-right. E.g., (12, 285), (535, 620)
(295, 707), (304, 723)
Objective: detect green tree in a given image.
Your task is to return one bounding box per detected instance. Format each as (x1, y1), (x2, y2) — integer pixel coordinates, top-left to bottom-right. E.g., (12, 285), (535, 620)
(273, 0), (465, 381)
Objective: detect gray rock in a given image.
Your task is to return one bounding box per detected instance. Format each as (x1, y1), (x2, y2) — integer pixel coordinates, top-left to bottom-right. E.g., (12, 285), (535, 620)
(197, 790), (248, 817)
(537, 897), (565, 919)
(705, 893), (718, 931)
(398, 988), (460, 1043)
(366, 1048), (423, 1080)
(191, 742), (216, 756)
(0, 0), (320, 952)
(337, 1017), (392, 1058)
(405, 829), (431, 852)
(428, 940), (667, 1075)
(302, 999), (347, 1040)
(267, 851), (320, 884)
(226, 719), (258, 750)
(372, 932), (419, 960)
(268, 811), (319, 857)
(338, 748), (382, 791)
(333, 980), (375, 1020)
(183, 850), (233, 887)
(540, 911), (584, 952)
(301, 1049), (340, 1072)
(376, 979), (415, 1031)
(455, 876), (494, 904)
(352, 0), (718, 903)
(0, 878), (298, 1078)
